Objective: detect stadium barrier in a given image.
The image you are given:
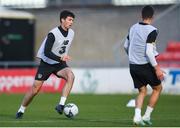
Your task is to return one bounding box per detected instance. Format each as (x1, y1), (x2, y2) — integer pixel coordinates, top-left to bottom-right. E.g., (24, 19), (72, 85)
(0, 68), (180, 94)
(0, 68), (65, 93)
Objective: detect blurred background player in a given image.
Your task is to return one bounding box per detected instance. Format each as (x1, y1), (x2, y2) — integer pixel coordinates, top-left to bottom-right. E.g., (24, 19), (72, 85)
(124, 6), (164, 126)
(16, 10), (75, 119)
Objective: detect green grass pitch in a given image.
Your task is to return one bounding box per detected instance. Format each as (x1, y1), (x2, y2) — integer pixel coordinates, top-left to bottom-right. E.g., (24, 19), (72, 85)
(0, 93), (179, 127)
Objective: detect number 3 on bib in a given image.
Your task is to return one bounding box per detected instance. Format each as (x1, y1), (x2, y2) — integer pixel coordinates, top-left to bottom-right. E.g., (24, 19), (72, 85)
(59, 40), (69, 54)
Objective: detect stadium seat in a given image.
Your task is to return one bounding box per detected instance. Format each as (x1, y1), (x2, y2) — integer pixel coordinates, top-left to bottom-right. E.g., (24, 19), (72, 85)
(166, 41), (180, 52)
(168, 63), (180, 67)
(158, 63), (180, 68)
(157, 41), (180, 67)
(156, 52), (180, 61)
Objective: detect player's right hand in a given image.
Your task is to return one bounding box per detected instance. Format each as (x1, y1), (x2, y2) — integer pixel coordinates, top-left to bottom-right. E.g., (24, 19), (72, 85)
(155, 65), (164, 81)
(60, 55), (71, 62)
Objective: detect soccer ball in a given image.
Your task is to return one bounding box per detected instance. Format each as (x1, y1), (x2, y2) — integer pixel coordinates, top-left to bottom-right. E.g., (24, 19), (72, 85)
(64, 103), (79, 118)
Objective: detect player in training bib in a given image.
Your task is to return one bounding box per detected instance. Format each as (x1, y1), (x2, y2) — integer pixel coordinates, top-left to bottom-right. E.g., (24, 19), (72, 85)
(16, 10), (75, 119)
(124, 6), (164, 126)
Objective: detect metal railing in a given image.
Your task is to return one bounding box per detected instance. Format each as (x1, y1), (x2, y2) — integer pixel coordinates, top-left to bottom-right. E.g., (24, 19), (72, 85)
(0, 61), (38, 68)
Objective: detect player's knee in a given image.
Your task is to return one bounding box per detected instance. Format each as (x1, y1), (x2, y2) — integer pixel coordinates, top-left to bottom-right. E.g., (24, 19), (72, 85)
(32, 84), (41, 95)
(142, 90), (147, 96)
(67, 71), (75, 82)
(31, 87), (40, 95)
(139, 87), (147, 96)
(157, 85), (163, 92)
(153, 84), (162, 92)
(32, 89), (39, 95)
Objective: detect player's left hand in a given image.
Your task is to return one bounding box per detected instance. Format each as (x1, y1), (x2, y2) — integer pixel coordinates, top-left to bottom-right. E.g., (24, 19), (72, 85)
(61, 55), (71, 61)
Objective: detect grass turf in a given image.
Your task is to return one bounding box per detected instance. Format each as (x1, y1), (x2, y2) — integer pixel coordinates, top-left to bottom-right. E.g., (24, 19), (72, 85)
(0, 93), (179, 127)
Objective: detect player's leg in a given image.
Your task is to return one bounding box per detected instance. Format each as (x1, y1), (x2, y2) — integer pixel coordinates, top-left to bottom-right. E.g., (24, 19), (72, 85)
(142, 64), (162, 125)
(129, 64), (149, 126)
(55, 67), (75, 114)
(16, 60), (52, 119)
(16, 80), (44, 119)
(57, 68), (75, 97)
(133, 86), (147, 126)
(148, 84), (162, 107)
(142, 84), (162, 125)
(21, 80), (44, 106)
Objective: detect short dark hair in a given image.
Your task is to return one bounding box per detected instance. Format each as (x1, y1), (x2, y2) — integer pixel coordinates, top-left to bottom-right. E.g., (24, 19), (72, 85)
(142, 6), (154, 19)
(60, 10), (75, 22)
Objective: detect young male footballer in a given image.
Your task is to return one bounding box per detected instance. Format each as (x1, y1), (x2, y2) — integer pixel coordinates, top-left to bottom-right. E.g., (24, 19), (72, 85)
(16, 10), (75, 119)
(124, 6), (164, 126)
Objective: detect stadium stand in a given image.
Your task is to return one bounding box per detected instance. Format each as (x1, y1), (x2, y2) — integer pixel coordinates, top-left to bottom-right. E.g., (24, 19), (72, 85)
(157, 41), (180, 67)
(28, 5), (171, 67)
(1, 4), (179, 68)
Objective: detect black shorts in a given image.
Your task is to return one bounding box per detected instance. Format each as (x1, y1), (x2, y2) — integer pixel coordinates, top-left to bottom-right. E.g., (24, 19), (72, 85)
(130, 63), (161, 89)
(35, 60), (68, 81)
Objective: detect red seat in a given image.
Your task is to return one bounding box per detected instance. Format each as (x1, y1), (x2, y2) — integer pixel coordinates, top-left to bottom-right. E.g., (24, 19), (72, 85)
(157, 40), (180, 67)
(156, 52), (180, 61)
(158, 63), (169, 67)
(166, 41), (180, 52)
(169, 63), (180, 67)
(159, 63), (180, 68)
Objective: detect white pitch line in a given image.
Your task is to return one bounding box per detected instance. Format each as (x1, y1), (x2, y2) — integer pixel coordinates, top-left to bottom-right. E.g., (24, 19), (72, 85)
(0, 118), (177, 124)
(0, 120), (58, 123)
